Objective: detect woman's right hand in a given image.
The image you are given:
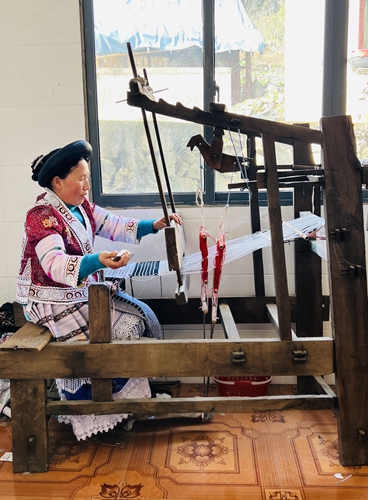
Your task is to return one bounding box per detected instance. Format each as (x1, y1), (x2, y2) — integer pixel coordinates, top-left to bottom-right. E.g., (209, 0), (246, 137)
(98, 250), (132, 269)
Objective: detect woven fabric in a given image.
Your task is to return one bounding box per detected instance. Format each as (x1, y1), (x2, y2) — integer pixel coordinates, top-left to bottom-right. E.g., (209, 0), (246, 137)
(57, 378), (151, 441)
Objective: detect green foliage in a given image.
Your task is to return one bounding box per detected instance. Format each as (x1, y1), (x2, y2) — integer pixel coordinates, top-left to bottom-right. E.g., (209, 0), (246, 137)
(237, 0), (286, 121)
(355, 123), (368, 162)
(99, 120), (202, 194)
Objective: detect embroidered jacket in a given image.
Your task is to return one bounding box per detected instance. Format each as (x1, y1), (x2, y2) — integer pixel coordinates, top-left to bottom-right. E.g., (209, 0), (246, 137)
(16, 189), (139, 305)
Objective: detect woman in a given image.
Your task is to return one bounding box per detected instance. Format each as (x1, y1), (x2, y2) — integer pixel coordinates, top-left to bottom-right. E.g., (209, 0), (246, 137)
(16, 139), (182, 440)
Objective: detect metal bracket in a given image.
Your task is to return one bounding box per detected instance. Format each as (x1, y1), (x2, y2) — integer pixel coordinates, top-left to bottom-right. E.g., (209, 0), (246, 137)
(293, 348), (308, 364)
(231, 350), (246, 365)
(330, 228), (350, 241)
(340, 265), (364, 278)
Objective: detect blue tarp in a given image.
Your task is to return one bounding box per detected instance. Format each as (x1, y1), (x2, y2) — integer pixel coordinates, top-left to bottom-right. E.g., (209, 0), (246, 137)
(93, 0), (264, 56)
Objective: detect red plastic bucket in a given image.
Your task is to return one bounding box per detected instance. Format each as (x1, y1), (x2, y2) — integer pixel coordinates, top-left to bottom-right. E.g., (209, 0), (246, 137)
(214, 376), (272, 397)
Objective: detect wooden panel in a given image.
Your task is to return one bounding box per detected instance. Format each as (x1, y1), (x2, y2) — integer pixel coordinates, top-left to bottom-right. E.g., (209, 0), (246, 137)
(10, 379), (48, 473)
(262, 133), (291, 340)
(0, 338), (333, 379)
(165, 219), (185, 271)
(0, 322), (52, 351)
(322, 114), (368, 466)
(46, 393), (335, 416)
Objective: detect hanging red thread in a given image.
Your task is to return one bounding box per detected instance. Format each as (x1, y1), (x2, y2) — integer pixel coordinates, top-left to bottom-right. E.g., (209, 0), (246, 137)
(211, 232), (226, 324)
(199, 226), (209, 314)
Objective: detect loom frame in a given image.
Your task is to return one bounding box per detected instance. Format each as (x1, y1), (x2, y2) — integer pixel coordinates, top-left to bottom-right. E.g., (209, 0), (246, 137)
(1, 101), (368, 472)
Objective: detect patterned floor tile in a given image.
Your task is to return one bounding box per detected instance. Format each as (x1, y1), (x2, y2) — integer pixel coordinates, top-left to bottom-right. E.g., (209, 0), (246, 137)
(264, 489), (305, 500)
(1, 388), (367, 500)
(293, 426), (368, 488)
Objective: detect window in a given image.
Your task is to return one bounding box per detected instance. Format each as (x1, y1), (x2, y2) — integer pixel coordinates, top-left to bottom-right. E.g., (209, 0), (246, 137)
(347, 0), (368, 165)
(82, 0), (360, 208)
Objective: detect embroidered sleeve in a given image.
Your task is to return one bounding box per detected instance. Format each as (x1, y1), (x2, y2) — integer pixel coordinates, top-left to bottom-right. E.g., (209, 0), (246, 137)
(92, 205), (140, 244)
(35, 234), (83, 287)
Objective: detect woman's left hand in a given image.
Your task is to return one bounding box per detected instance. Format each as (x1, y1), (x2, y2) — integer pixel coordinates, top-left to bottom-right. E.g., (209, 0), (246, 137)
(153, 213), (182, 231)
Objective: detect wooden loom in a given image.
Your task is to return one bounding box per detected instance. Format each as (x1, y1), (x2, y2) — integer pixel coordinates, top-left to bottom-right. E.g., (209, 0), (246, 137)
(1, 84), (368, 472)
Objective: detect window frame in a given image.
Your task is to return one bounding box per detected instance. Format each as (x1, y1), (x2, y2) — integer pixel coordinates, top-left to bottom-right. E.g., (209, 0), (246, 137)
(81, 0), (349, 209)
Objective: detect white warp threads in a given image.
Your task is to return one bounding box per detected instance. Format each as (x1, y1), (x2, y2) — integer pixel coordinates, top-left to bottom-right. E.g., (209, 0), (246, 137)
(105, 213), (325, 279)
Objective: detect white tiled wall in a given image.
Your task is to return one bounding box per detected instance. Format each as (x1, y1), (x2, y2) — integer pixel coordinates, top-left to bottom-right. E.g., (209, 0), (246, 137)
(0, 0), (86, 304)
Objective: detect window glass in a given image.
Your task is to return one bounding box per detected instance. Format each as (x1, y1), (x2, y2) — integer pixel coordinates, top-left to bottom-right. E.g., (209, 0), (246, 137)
(214, 0), (325, 193)
(347, 0), (368, 164)
(89, 0), (332, 206)
(93, 0), (203, 196)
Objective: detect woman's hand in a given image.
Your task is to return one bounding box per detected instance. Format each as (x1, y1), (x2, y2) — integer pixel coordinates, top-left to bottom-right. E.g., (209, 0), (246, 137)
(153, 213), (183, 231)
(98, 250), (132, 269)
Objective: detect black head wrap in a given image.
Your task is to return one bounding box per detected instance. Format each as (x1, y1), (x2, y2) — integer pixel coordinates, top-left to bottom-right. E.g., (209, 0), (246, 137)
(31, 140), (92, 188)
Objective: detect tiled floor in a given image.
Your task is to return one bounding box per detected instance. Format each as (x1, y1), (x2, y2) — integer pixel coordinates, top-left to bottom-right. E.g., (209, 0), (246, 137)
(1, 384), (368, 500)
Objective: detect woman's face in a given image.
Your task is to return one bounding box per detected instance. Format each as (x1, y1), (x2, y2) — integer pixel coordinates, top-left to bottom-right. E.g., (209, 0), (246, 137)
(51, 160), (90, 206)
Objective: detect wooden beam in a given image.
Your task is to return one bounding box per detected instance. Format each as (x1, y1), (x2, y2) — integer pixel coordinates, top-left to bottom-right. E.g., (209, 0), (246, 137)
(46, 393), (335, 416)
(322, 114), (368, 466)
(247, 134), (265, 296)
(262, 133), (292, 340)
(256, 168), (324, 189)
(0, 338), (333, 379)
(293, 133), (324, 337)
(127, 85), (323, 145)
(313, 375), (337, 397)
(218, 303), (241, 339)
(89, 282), (113, 402)
(266, 303), (295, 339)
(10, 379), (48, 473)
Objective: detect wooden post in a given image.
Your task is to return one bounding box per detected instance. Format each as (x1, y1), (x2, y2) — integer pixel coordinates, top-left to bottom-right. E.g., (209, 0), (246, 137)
(248, 134), (265, 297)
(293, 130), (324, 395)
(89, 282), (113, 402)
(322, 115), (368, 465)
(10, 379), (48, 473)
(262, 133), (292, 340)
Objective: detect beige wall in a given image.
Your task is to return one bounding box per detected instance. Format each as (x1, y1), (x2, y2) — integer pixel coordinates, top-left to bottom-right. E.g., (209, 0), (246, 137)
(0, 0), (330, 312)
(0, 0), (86, 304)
